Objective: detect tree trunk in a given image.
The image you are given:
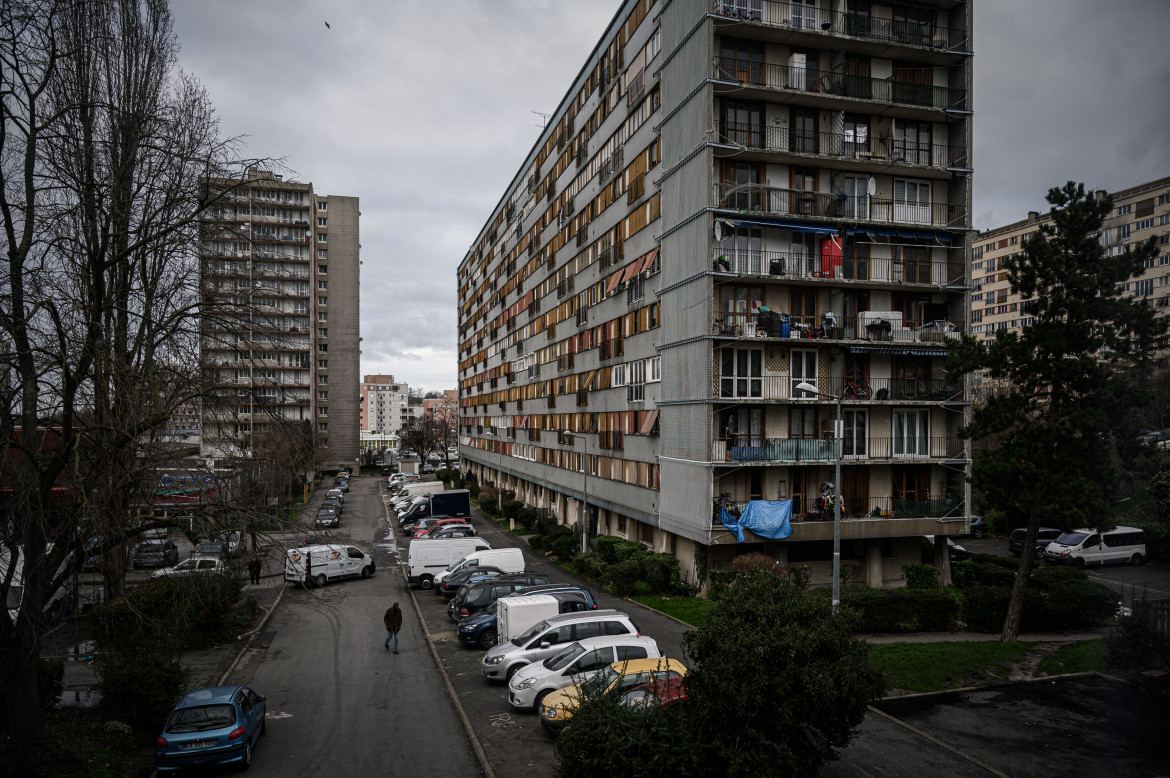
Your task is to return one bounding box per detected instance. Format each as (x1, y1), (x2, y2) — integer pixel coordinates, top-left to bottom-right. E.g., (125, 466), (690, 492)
(1001, 521), (1040, 641)
(1, 627), (44, 740)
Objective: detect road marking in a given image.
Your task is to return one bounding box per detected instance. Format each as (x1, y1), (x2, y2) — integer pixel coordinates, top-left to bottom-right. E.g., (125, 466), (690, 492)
(265, 711), (294, 720)
(488, 712), (514, 729)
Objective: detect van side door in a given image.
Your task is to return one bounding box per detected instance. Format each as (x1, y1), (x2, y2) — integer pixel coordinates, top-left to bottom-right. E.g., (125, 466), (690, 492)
(1080, 533), (1102, 565)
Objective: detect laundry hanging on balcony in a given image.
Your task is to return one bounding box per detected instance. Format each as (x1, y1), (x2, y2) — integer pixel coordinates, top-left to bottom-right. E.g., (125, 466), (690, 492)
(720, 500), (794, 543)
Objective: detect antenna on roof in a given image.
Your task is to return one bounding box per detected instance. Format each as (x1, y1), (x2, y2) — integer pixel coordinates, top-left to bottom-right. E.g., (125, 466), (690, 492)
(532, 111), (550, 129)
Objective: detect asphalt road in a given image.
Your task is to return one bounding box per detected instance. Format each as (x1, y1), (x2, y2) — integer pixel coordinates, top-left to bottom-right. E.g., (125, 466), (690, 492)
(222, 475), (482, 777)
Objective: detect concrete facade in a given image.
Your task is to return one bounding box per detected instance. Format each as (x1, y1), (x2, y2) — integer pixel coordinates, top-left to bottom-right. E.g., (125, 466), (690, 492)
(457, 0), (973, 590)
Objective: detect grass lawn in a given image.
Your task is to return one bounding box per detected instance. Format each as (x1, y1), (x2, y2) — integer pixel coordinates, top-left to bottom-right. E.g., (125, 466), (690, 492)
(629, 595), (716, 627)
(868, 641), (1030, 693)
(1036, 639), (1108, 676)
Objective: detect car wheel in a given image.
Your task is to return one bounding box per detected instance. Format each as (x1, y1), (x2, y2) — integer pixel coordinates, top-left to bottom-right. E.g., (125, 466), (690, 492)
(1130, 553), (1144, 566)
(1033, 547), (1046, 561)
(314, 573), (327, 587)
(419, 575), (434, 590)
(1073, 557), (1085, 569)
(240, 740), (252, 771)
(361, 566), (373, 579)
(972, 528), (984, 539)
(506, 663), (522, 683)
(478, 629), (498, 651)
(533, 688), (551, 713)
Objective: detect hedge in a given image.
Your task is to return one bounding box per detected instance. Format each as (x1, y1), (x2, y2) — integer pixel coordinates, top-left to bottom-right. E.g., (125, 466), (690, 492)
(832, 587), (960, 632)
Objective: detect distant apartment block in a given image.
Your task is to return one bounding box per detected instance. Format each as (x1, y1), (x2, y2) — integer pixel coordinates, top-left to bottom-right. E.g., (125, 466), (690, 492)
(199, 169), (360, 471)
(457, 0), (974, 589)
(972, 176), (1170, 391)
(360, 374), (418, 452)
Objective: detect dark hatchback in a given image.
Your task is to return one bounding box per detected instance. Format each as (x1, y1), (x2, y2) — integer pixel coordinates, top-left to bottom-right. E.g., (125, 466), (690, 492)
(1009, 527), (1063, 558)
(437, 566), (506, 598)
(133, 539), (180, 569)
(447, 573), (554, 623)
(315, 506), (339, 528)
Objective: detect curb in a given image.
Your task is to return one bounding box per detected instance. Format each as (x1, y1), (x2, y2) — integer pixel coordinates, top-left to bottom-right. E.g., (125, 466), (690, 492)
(217, 582), (288, 687)
(385, 499), (496, 778)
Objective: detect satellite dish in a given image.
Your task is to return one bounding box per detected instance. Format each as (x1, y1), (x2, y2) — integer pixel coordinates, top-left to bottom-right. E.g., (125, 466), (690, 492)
(714, 219), (734, 242)
(867, 177), (877, 196)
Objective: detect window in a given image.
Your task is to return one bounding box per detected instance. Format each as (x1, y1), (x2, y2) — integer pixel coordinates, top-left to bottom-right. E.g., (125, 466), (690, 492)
(790, 407), (817, 438)
(717, 38), (764, 86)
(612, 363), (627, 386)
(319, 422), (328, 431)
(1158, 194), (1170, 205)
(318, 312), (328, 322)
(790, 108), (818, 154)
(893, 122), (932, 165)
(720, 348), (762, 398)
(648, 27), (661, 61)
(1135, 217), (1155, 231)
(722, 100), (762, 147)
(647, 356), (661, 382)
(317, 249), (328, 259)
(843, 114), (870, 158)
(791, 348), (818, 397)
(1116, 204), (1132, 216)
(317, 233), (327, 243)
(1135, 279), (1154, 297)
(318, 296), (328, 305)
(318, 360), (327, 368)
(318, 264), (328, 274)
(318, 391), (328, 400)
(317, 218), (327, 227)
(318, 343), (328, 352)
(626, 274), (645, 303)
(317, 328), (327, 337)
(892, 409), (929, 456)
(893, 179), (931, 224)
(1117, 224), (1132, 240)
(317, 280), (328, 290)
(628, 360), (646, 401)
(317, 201), (327, 211)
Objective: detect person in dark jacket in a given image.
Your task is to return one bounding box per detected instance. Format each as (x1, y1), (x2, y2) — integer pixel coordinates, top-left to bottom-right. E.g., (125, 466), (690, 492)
(383, 602), (403, 653)
(247, 555), (262, 585)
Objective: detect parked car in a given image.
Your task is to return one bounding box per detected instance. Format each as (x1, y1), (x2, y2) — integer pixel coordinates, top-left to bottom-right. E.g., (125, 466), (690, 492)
(1043, 526), (1147, 567)
(1008, 527), (1063, 558)
(448, 572), (555, 622)
(191, 542), (224, 561)
(152, 558), (230, 578)
(621, 676), (689, 710)
(422, 463), (435, 474)
(326, 488), (344, 503)
(480, 609), (640, 682)
(316, 506), (340, 528)
(921, 536), (968, 562)
(336, 479), (350, 493)
(538, 657), (689, 731)
(436, 566), (506, 598)
(427, 526), (479, 540)
(507, 634), (663, 711)
(967, 515), (988, 539)
(411, 517), (471, 538)
(133, 539), (180, 569)
(457, 588), (597, 650)
(215, 531), (246, 558)
(155, 685), (266, 773)
(322, 496), (343, 515)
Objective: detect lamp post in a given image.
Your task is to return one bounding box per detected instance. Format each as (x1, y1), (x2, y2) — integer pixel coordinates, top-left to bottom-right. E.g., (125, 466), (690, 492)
(481, 429), (503, 516)
(569, 433), (588, 556)
(796, 381), (842, 610)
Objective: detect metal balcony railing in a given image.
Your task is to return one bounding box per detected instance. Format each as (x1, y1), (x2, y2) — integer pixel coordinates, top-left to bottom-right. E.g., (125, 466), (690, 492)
(714, 183), (965, 229)
(712, 58), (967, 112)
(715, 495), (965, 526)
(712, 311), (961, 343)
(717, 123), (968, 169)
(713, 249), (965, 286)
(715, 375), (961, 401)
(711, 1), (967, 52)
(713, 436), (964, 463)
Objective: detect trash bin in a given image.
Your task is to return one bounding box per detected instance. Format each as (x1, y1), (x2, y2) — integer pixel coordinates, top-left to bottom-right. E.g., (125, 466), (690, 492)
(780, 321), (791, 338)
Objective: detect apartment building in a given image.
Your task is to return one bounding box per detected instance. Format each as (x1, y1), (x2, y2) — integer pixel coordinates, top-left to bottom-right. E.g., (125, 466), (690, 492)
(360, 374), (416, 444)
(200, 169), (360, 472)
(458, 0), (973, 589)
(973, 176), (1170, 385)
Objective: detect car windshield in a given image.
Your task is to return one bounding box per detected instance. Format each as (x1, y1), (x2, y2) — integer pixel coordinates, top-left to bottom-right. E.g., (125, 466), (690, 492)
(545, 642), (585, 670)
(1055, 532), (1088, 546)
(513, 619), (552, 646)
(590, 665), (621, 692)
(165, 703), (236, 733)
(194, 544), (218, 554)
(139, 542), (165, 552)
(485, 601), (498, 615)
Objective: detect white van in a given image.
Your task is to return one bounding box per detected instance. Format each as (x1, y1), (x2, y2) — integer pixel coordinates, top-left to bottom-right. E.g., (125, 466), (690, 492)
(407, 537), (490, 589)
(434, 548), (524, 584)
(396, 481), (447, 501)
(284, 544), (376, 586)
(1043, 526), (1147, 567)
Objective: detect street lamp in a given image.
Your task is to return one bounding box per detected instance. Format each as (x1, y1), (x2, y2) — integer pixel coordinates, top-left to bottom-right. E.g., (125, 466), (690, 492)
(795, 381), (843, 610)
(480, 429), (504, 516)
(568, 433), (588, 556)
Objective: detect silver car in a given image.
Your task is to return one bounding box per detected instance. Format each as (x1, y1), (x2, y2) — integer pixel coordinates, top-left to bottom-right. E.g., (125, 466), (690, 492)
(507, 634), (661, 711)
(480, 610), (639, 682)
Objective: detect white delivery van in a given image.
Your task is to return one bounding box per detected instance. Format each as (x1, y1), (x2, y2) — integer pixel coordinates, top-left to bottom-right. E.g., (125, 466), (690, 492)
(285, 544), (376, 586)
(1043, 526), (1147, 567)
(498, 594), (563, 643)
(435, 547), (525, 584)
(407, 537), (491, 589)
(396, 481), (448, 501)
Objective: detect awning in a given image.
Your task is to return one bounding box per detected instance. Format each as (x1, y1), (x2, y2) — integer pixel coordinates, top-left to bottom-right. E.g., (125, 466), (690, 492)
(606, 270), (623, 294)
(584, 369), (597, 390)
(637, 247), (660, 274)
(846, 227), (953, 244)
(849, 344), (948, 357)
(728, 218), (839, 236)
(638, 409), (659, 435)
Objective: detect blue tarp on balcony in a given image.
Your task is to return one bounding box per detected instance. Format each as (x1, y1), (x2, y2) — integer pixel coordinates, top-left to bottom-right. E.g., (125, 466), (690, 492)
(720, 500), (794, 543)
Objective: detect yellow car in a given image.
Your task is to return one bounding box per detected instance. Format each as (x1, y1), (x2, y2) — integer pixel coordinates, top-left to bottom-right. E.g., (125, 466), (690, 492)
(538, 657), (688, 731)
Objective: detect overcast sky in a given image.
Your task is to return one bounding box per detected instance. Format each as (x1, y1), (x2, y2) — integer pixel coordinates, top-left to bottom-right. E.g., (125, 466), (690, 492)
(172, 0), (1170, 392)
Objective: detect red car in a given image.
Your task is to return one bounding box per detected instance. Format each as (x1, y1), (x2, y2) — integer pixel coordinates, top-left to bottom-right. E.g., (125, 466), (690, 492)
(412, 518), (475, 539)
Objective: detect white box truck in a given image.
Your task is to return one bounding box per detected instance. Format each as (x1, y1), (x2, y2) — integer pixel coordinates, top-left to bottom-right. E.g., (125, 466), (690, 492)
(407, 537), (490, 589)
(497, 594), (563, 643)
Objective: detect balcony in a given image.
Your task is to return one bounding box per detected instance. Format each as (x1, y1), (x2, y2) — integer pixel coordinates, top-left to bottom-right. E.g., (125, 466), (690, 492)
(712, 311), (961, 345)
(714, 184), (965, 230)
(713, 435), (964, 463)
(716, 375), (961, 402)
(714, 496), (965, 528)
(713, 248), (964, 286)
(711, 58), (967, 113)
(710, 1), (968, 54)
(716, 124), (968, 173)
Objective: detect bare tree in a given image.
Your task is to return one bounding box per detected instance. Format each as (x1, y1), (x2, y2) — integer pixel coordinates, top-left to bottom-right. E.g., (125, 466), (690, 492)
(0, 0), (257, 739)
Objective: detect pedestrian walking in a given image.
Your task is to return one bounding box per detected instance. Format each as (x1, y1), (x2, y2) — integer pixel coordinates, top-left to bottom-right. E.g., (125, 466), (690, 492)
(383, 601), (402, 653)
(247, 554), (262, 585)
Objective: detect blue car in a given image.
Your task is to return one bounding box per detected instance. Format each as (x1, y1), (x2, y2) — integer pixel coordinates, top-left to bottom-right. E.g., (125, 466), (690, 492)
(156, 685), (266, 772)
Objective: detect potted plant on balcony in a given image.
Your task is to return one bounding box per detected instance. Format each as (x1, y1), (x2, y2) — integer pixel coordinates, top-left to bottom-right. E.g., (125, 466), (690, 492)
(714, 255), (730, 272)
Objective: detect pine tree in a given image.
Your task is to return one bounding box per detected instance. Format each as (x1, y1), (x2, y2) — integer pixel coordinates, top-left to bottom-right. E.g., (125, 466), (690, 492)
(950, 182), (1166, 641)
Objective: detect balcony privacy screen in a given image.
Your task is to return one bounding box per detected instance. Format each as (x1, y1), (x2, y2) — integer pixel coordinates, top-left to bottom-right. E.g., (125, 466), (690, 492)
(719, 500), (793, 543)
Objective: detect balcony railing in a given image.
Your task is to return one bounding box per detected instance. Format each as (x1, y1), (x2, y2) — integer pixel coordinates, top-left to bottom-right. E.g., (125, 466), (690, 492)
(713, 436), (964, 463)
(716, 375), (961, 402)
(712, 58), (967, 112)
(716, 495), (965, 525)
(717, 124), (968, 170)
(711, 1), (967, 52)
(714, 183), (965, 229)
(712, 311), (961, 344)
(713, 249), (964, 286)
